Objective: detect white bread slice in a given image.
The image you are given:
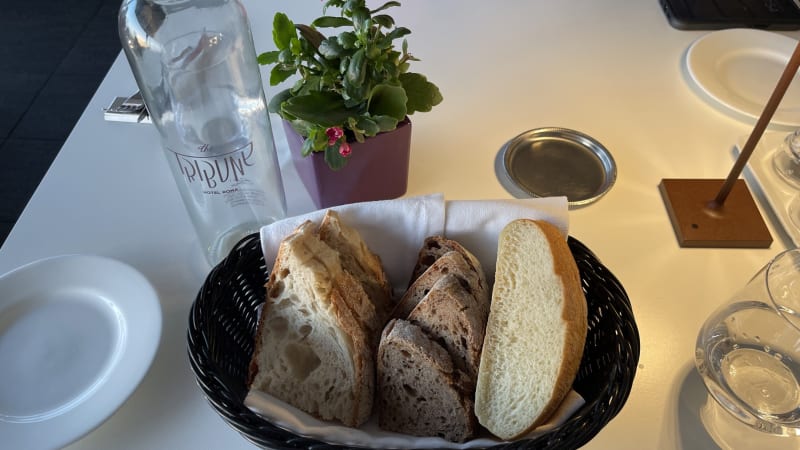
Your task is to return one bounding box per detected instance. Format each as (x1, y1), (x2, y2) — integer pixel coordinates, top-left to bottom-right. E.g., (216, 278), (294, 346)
(392, 250), (488, 320)
(318, 209), (393, 343)
(475, 219), (587, 440)
(407, 273), (487, 382)
(248, 221), (374, 427)
(377, 319), (477, 442)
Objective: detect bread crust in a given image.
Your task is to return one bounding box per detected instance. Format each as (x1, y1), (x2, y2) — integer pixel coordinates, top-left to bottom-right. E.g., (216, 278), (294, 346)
(409, 236), (487, 286)
(377, 319), (476, 442)
(248, 220), (375, 427)
(392, 250), (488, 320)
(407, 273), (487, 382)
(319, 210), (393, 348)
(527, 220), (587, 434)
(475, 219), (587, 440)
(378, 238), (489, 442)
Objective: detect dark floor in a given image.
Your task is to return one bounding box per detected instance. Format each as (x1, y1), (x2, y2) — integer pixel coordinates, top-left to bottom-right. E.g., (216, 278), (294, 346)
(0, 0), (122, 247)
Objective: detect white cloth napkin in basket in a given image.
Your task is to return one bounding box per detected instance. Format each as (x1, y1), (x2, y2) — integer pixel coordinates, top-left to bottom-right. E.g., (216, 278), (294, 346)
(250, 193), (584, 448)
(259, 193), (570, 291)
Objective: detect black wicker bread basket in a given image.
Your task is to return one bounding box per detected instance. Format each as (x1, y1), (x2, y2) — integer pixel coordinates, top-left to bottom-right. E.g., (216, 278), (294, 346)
(188, 233), (640, 449)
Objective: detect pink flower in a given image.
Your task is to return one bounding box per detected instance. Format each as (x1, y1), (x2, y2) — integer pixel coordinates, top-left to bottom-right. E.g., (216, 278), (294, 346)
(326, 127), (344, 146)
(339, 141), (352, 157)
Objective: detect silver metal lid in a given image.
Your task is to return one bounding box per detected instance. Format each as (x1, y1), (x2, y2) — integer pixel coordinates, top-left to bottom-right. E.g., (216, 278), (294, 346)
(495, 127), (617, 207)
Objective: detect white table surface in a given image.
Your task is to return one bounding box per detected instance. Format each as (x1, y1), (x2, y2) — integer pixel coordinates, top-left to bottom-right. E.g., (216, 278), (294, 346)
(2, 1), (800, 449)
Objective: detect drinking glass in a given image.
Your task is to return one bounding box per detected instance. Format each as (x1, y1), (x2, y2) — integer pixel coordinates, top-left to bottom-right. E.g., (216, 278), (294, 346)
(695, 249), (800, 438)
(773, 129), (800, 189)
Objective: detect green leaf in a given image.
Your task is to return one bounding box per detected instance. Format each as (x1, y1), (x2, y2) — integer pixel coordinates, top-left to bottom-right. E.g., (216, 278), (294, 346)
(269, 65), (296, 86)
(366, 45), (381, 59)
(277, 48), (293, 63)
(294, 75), (323, 95)
(267, 88), (294, 114)
(312, 127), (329, 149)
(355, 117), (380, 136)
(371, 114), (399, 132)
(319, 37), (344, 59)
(312, 16), (353, 28)
(337, 31), (358, 49)
(352, 7), (370, 32)
(325, 144), (349, 170)
(385, 27), (411, 42)
(372, 14), (395, 29)
(272, 13), (296, 49)
(301, 136), (316, 156)
(399, 72), (442, 114)
(371, 1), (401, 14)
(285, 119), (311, 137)
(289, 37), (302, 55)
(324, 0), (345, 11)
(344, 83), (369, 106)
(343, 0), (362, 13)
(257, 51), (280, 65)
(281, 91), (356, 127)
(367, 84), (407, 120)
(346, 48), (366, 85)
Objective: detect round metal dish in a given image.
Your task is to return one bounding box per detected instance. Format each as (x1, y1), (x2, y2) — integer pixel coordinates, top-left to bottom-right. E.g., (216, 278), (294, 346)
(498, 127), (617, 207)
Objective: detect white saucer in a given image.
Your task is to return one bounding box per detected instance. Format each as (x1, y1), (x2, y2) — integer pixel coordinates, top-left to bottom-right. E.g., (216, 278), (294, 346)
(685, 28), (800, 128)
(0, 255), (162, 449)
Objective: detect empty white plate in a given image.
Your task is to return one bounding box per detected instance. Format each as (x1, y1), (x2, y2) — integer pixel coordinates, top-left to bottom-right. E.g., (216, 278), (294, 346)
(685, 28), (800, 128)
(0, 255), (162, 449)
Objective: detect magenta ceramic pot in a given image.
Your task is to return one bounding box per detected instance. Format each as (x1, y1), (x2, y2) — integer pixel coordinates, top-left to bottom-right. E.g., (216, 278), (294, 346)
(284, 118), (412, 209)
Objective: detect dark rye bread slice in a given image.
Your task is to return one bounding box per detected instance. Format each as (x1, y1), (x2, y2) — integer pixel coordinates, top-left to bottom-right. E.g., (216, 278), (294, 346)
(392, 250), (487, 320)
(247, 221), (374, 427)
(318, 209), (393, 345)
(377, 319), (477, 442)
(407, 236), (490, 317)
(406, 273), (487, 382)
(409, 236), (484, 282)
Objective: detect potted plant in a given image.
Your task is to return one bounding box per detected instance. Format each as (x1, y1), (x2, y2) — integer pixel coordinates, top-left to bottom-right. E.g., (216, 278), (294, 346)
(258, 0), (443, 207)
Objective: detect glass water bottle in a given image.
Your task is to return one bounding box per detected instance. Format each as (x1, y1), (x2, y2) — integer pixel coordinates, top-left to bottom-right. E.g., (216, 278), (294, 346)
(118, 0), (287, 264)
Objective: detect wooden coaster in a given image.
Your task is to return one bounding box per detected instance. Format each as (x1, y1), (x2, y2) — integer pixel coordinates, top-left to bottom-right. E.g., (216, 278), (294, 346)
(659, 178), (772, 248)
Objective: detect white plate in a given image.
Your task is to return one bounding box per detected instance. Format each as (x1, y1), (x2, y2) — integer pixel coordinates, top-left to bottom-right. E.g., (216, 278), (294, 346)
(685, 28), (800, 128)
(0, 255), (162, 449)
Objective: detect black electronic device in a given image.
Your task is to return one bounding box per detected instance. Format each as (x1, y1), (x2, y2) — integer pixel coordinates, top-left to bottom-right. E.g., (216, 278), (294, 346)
(659, 0), (800, 30)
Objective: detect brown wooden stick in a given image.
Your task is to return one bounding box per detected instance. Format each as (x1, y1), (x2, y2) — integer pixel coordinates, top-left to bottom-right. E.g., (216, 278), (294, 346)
(709, 40), (800, 209)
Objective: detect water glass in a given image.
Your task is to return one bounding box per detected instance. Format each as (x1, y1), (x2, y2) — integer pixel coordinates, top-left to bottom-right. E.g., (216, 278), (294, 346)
(695, 249), (800, 437)
(773, 129), (800, 189)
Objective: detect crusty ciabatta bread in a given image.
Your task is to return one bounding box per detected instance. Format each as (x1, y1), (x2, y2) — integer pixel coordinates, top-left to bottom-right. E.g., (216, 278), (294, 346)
(475, 219), (587, 441)
(392, 250), (488, 320)
(407, 273), (487, 382)
(248, 220), (374, 427)
(377, 319), (477, 442)
(318, 209), (393, 343)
